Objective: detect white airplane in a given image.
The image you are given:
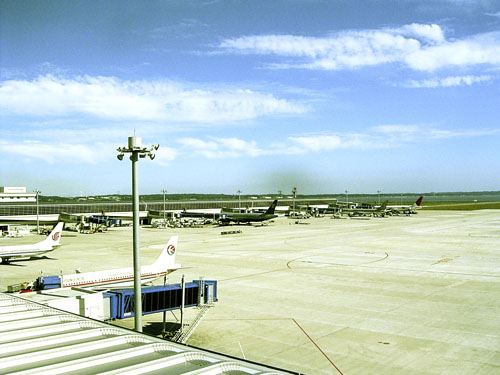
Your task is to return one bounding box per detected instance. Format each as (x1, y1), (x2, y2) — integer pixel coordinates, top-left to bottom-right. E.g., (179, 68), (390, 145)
(49, 236), (181, 289)
(0, 222), (64, 264)
(387, 196), (424, 215)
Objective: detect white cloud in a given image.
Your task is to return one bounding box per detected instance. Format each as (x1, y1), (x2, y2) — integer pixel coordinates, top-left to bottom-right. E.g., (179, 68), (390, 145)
(428, 128), (500, 139)
(0, 139), (178, 165)
(372, 125), (420, 134)
(405, 33), (500, 71)
(177, 138), (219, 158)
(372, 124), (500, 141)
(2, 125), (497, 164)
(219, 25), (500, 72)
(0, 75), (307, 123)
(216, 137), (264, 157)
(405, 75), (493, 88)
(288, 135), (342, 152)
(177, 137), (266, 158)
(0, 141), (112, 164)
(152, 146), (178, 165)
(176, 125), (499, 160)
(396, 23), (445, 44)
(221, 31), (421, 70)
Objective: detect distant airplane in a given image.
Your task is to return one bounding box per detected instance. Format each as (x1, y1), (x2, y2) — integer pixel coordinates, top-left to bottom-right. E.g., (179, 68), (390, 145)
(219, 200), (278, 224)
(386, 196), (424, 215)
(0, 222), (64, 264)
(33, 236), (181, 289)
(342, 201), (389, 217)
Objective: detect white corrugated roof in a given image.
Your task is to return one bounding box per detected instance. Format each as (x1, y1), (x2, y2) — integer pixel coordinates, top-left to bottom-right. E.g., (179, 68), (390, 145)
(0, 293), (294, 375)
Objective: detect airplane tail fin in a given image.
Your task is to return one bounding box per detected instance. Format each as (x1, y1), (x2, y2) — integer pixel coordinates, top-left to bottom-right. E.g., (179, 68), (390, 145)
(39, 222), (64, 248)
(265, 200), (278, 215)
(380, 200), (388, 210)
(152, 235), (179, 270)
(415, 196), (424, 207)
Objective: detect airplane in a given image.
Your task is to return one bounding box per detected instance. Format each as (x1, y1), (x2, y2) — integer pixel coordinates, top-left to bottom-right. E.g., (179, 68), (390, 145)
(0, 222), (64, 264)
(219, 199), (278, 224)
(341, 201), (389, 217)
(32, 235), (181, 290)
(386, 196), (424, 215)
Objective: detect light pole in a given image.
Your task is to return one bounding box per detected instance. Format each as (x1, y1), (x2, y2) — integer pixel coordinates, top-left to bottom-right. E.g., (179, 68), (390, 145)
(162, 189), (167, 225)
(34, 189), (41, 234)
(345, 189), (349, 208)
(117, 136), (159, 332)
(237, 189), (241, 212)
(377, 190), (381, 205)
(292, 187), (297, 215)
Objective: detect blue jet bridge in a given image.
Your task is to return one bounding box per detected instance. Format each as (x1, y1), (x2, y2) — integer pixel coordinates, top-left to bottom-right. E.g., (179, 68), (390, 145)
(104, 280), (218, 320)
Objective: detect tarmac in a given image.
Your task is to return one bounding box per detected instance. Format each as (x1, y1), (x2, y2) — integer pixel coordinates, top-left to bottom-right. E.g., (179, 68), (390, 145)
(1, 210), (499, 374)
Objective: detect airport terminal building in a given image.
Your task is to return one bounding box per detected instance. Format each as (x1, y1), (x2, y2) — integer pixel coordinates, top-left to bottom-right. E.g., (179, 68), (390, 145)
(0, 186), (36, 203)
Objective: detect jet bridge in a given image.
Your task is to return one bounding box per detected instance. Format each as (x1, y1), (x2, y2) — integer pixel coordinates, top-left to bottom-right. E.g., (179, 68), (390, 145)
(26, 278), (218, 325)
(104, 280), (217, 320)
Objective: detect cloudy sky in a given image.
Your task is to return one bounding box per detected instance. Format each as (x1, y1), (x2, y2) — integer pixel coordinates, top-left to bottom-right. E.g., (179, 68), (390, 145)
(1, 0), (499, 196)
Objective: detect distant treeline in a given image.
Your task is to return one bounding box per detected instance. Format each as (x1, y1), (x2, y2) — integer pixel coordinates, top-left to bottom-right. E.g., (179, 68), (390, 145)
(32, 191), (500, 205)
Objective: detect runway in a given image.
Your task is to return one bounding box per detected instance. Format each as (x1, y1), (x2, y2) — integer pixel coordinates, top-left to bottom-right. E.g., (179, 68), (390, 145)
(2, 210), (499, 374)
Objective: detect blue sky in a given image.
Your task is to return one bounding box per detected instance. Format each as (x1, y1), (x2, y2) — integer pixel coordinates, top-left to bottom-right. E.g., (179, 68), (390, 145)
(1, 0), (499, 196)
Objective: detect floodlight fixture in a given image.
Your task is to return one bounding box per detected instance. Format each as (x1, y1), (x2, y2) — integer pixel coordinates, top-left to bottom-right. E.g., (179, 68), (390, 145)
(117, 153), (124, 161)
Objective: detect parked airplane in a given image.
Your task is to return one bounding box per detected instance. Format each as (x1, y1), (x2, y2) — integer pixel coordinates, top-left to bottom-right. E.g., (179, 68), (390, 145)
(387, 196), (424, 215)
(219, 200), (278, 224)
(33, 236), (181, 289)
(0, 222), (64, 264)
(342, 201), (389, 217)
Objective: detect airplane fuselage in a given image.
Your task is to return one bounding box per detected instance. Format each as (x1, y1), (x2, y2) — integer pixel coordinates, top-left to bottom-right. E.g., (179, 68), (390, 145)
(219, 212), (277, 224)
(0, 222), (63, 263)
(39, 235), (182, 290)
(61, 265), (173, 288)
(0, 244), (54, 263)
(219, 199), (278, 224)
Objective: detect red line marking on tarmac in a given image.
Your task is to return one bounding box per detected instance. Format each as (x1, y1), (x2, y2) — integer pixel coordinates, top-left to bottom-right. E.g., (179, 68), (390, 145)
(286, 255), (309, 269)
(292, 318), (343, 375)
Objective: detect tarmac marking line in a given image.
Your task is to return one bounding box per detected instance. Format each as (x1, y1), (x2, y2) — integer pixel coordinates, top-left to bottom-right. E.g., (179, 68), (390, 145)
(292, 318), (343, 375)
(220, 268), (287, 282)
(286, 256), (309, 269)
(204, 318), (292, 321)
(287, 252), (389, 269)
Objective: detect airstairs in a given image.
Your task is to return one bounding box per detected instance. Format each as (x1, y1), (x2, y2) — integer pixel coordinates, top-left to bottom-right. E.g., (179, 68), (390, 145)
(171, 302), (214, 343)
(171, 278), (215, 344)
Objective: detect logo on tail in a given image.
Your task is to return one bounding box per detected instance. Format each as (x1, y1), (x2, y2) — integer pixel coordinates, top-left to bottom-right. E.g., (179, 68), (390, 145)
(167, 244), (176, 256)
(52, 232), (60, 241)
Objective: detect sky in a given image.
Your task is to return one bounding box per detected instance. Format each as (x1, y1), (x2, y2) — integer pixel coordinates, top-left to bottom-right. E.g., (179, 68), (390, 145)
(1, 0), (499, 196)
